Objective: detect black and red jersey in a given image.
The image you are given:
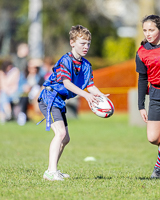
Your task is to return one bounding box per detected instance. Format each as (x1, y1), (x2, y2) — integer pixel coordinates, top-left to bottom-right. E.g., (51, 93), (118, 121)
(136, 42), (160, 85)
(136, 42), (160, 109)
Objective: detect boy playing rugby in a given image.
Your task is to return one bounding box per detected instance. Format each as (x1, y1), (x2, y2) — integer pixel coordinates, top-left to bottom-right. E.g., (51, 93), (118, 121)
(38, 25), (107, 181)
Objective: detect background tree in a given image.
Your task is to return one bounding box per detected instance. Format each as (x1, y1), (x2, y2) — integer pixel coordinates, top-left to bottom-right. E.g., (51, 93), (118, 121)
(0, 0), (116, 57)
(0, 0), (136, 64)
(102, 36), (136, 65)
(42, 0), (116, 57)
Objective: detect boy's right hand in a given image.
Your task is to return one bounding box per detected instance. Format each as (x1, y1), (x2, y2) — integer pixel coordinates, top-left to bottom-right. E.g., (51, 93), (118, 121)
(84, 93), (99, 109)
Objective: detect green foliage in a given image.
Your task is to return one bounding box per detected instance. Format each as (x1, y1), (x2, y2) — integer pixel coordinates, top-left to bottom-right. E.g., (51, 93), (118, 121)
(0, 113), (160, 200)
(0, 0), (29, 52)
(0, 0), (23, 10)
(0, 0), (117, 57)
(102, 36), (136, 64)
(86, 56), (109, 70)
(13, 0), (29, 43)
(42, 0), (116, 57)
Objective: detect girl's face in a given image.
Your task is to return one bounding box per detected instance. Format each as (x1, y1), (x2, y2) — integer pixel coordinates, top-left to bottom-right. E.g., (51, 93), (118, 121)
(143, 20), (160, 45)
(28, 66), (38, 74)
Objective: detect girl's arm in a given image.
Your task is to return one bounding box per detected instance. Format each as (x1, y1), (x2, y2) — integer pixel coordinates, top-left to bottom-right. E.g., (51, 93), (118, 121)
(138, 73), (148, 110)
(138, 73), (148, 122)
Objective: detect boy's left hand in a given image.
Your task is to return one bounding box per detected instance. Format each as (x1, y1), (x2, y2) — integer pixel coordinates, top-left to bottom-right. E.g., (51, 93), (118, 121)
(94, 94), (110, 97)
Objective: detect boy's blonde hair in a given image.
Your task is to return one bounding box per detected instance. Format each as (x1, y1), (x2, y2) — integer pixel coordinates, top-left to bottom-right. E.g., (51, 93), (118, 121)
(69, 25), (91, 42)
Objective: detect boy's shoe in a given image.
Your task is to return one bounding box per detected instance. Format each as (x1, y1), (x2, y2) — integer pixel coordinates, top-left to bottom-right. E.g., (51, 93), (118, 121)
(57, 170), (70, 178)
(43, 170), (64, 181)
(151, 167), (160, 178)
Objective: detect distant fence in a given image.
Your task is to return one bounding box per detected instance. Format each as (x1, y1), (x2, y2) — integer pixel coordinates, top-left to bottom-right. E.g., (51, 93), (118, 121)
(78, 87), (137, 113)
(78, 59), (137, 113)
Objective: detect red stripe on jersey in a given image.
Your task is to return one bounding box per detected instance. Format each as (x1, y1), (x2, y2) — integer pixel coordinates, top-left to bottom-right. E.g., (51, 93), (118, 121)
(57, 73), (61, 78)
(87, 83), (94, 88)
(57, 77), (61, 82)
(73, 60), (81, 65)
(61, 74), (71, 81)
(61, 69), (71, 76)
(56, 68), (61, 72)
(59, 64), (64, 67)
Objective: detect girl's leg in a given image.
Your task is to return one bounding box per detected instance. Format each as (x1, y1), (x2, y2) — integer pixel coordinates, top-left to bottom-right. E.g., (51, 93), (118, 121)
(147, 121), (160, 178)
(147, 121), (160, 145)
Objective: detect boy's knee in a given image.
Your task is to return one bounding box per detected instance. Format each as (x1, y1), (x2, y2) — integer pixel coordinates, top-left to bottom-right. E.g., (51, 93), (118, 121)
(61, 134), (70, 145)
(64, 135), (70, 145)
(59, 130), (67, 140)
(51, 124), (66, 140)
(61, 134), (70, 148)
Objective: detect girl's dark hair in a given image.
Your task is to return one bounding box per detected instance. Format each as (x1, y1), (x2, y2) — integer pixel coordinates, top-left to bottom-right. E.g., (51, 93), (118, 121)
(141, 15), (160, 45)
(1, 60), (13, 73)
(24, 65), (39, 78)
(140, 38), (148, 45)
(142, 15), (160, 29)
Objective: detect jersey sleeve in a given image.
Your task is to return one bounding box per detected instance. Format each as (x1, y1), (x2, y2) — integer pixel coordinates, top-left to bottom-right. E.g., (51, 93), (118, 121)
(136, 53), (147, 74)
(86, 68), (94, 88)
(55, 57), (71, 82)
(138, 73), (148, 110)
(60, 63), (71, 81)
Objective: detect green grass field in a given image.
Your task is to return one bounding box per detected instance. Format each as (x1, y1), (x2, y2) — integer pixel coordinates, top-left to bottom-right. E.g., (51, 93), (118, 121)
(0, 112), (160, 200)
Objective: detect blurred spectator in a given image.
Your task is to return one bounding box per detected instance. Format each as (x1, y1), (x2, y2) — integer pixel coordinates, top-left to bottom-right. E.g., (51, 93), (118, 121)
(17, 58), (44, 126)
(39, 56), (54, 80)
(12, 43), (29, 73)
(0, 61), (20, 124)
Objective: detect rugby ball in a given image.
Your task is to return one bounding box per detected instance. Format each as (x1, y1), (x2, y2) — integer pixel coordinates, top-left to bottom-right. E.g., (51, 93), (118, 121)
(91, 96), (114, 118)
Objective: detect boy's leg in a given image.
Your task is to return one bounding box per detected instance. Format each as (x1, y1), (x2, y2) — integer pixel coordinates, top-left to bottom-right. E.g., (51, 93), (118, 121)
(48, 120), (66, 172)
(57, 126), (70, 163)
(43, 121), (69, 181)
(39, 101), (70, 180)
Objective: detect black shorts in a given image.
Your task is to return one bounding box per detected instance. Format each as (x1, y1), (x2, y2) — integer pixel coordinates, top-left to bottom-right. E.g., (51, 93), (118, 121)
(39, 100), (68, 126)
(148, 99), (160, 121)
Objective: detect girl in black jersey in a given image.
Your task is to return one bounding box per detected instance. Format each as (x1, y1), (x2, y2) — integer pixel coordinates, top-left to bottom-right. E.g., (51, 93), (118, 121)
(136, 15), (160, 178)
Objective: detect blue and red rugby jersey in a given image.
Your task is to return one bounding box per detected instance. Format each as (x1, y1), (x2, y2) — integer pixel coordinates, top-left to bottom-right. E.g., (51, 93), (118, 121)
(53, 52), (94, 98)
(38, 52), (94, 130)
(39, 52), (94, 110)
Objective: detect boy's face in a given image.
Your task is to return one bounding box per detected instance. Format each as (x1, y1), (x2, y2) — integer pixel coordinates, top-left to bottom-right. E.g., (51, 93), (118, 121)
(70, 37), (91, 59)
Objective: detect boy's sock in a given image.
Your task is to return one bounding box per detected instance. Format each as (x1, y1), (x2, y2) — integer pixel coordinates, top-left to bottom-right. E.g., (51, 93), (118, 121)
(155, 147), (160, 169)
